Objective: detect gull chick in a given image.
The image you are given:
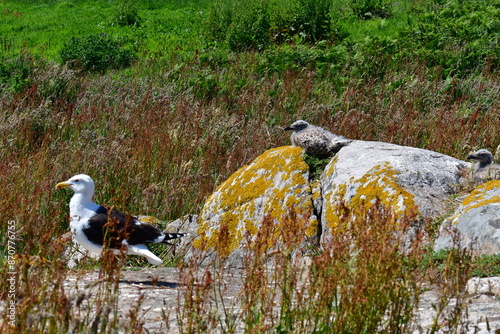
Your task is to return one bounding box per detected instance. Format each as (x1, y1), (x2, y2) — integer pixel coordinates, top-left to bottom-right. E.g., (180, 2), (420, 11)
(466, 149), (500, 182)
(284, 120), (351, 157)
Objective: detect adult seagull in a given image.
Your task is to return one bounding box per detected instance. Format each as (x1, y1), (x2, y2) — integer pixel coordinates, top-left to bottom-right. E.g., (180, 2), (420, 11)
(56, 174), (186, 265)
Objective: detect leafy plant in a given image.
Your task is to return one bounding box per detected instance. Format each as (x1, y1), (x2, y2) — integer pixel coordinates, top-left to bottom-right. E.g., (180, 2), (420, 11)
(113, 0), (141, 27)
(205, 0), (336, 49)
(292, 0), (333, 42)
(271, 0), (334, 44)
(225, 0), (271, 51)
(471, 254), (500, 277)
(60, 34), (135, 73)
(351, 0), (393, 19)
(0, 55), (32, 93)
(302, 152), (331, 181)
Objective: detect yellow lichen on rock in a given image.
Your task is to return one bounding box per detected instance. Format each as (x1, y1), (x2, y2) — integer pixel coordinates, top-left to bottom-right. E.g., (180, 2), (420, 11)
(311, 180), (322, 201)
(305, 216), (319, 237)
(324, 162), (417, 232)
(447, 180), (500, 225)
(461, 180), (500, 209)
(323, 183), (347, 231)
(137, 215), (161, 226)
(195, 146), (313, 256)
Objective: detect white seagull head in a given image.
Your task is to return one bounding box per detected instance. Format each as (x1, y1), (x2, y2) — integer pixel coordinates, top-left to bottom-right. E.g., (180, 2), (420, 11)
(56, 174), (95, 196)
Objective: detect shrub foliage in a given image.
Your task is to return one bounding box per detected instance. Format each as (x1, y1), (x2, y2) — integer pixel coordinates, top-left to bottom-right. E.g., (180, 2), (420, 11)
(0, 55), (32, 93)
(205, 0), (335, 50)
(60, 34), (134, 73)
(113, 0), (141, 27)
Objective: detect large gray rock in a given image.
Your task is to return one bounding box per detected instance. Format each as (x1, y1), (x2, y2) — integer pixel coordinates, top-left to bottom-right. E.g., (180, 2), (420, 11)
(320, 140), (469, 242)
(434, 180), (500, 255)
(194, 146), (318, 265)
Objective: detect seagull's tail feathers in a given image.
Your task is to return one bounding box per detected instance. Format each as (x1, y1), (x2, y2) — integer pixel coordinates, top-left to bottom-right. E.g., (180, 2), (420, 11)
(329, 137), (352, 154)
(161, 232), (188, 244)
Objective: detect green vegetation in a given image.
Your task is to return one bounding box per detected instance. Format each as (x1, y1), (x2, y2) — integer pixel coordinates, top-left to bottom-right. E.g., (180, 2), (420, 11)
(60, 34), (135, 73)
(1, 0), (499, 332)
(423, 249), (500, 279)
(113, 0), (141, 27)
(471, 254), (500, 277)
(0, 55), (32, 93)
(303, 153), (331, 181)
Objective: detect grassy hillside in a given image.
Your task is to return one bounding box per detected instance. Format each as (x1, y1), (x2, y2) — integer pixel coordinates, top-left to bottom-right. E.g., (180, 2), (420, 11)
(1, 0), (206, 58)
(0, 0), (499, 331)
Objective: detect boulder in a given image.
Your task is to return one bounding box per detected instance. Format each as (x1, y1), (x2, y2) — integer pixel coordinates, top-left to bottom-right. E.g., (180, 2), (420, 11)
(194, 146), (318, 265)
(192, 141), (473, 263)
(321, 140), (469, 242)
(434, 180), (500, 255)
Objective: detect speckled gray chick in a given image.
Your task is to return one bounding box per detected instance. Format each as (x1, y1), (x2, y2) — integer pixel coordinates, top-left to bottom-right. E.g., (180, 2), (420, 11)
(284, 120), (351, 157)
(466, 148), (500, 181)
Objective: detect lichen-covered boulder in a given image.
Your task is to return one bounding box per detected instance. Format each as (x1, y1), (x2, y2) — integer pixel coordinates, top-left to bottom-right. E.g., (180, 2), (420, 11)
(194, 146), (317, 265)
(434, 181), (500, 255)
(321, 140), (469, 241)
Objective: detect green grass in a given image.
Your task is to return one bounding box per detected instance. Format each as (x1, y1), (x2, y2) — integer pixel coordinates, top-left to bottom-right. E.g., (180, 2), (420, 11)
(3, 0), (499, 79)
(0, 0), (207, 59)
(471, 254), (500, 277)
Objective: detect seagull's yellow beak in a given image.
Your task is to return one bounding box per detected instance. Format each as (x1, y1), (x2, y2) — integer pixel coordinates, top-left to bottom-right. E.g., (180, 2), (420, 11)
(55, 181), (71, 189)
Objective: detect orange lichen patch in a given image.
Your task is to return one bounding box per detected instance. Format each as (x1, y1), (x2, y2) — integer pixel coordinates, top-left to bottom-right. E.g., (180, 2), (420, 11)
(195, 146), (313, 255)
(448, 180), (500, 225)
(324, 162), (417, 232)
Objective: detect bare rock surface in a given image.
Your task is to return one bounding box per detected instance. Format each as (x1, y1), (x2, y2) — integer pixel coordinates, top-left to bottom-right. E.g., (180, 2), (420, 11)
(414, 279), (500, 334)
(61, 269), (500, 333)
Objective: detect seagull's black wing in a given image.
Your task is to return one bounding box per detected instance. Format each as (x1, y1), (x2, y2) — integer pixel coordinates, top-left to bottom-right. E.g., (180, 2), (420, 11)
(85, 206), (164, 248)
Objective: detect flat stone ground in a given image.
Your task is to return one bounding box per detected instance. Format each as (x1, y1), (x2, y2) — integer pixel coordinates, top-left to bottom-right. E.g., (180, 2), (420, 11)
(63, 267), (245, 333)
(62, 268), (500, 334)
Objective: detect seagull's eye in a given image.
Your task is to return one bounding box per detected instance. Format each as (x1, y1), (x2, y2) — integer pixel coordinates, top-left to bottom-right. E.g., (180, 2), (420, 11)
(74, 179), (80, 182)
